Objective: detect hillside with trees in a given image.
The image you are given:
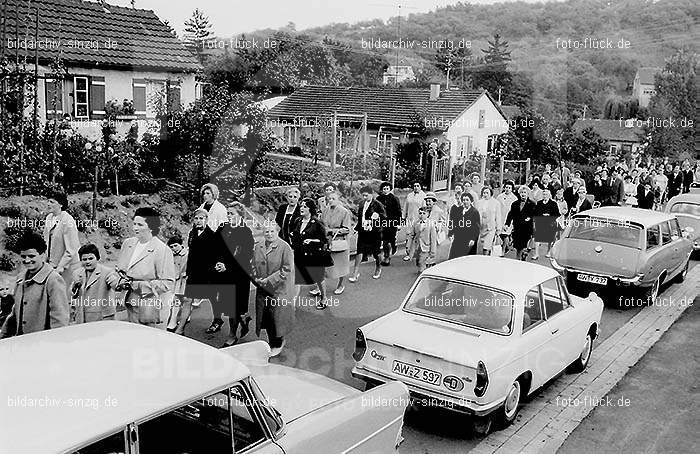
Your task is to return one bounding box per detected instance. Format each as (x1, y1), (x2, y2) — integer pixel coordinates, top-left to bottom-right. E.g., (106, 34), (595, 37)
(205, 0), (695, 121)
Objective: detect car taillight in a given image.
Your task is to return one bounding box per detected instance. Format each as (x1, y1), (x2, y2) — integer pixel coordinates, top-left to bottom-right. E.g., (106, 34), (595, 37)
(353, 329), (367, 361)
(474, 361), (488, 397)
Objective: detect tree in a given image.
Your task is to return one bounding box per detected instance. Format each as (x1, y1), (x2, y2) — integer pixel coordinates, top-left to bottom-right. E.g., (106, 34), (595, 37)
(434, 46), (472, 89)
(183, 9), (214, 65)
(322, 36), (387, 86)
(602, 96), (639, 120)
(645, 47), (696, 159)
(561, 126), (607, 166)
(471, 34), (513, 98)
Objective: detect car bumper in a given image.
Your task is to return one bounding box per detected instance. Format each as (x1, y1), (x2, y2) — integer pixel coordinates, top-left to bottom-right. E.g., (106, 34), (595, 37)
(560, 268), (647, 289)
(351, 366), (504, 417)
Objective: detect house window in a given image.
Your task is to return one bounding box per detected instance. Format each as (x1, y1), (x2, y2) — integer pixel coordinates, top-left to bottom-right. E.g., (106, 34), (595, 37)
(283, 126), (298, 146)
(478, 109), (485, 128)
(487, 135), (498, 154)
(621, 143), (632, 153)
(458, 135), (473, 157)
(377, 133), (392, 154)
(73, 76), (89, 119)
(146, 80), (167, 118)
(609, 144), (618, 154)
(45, 78), (64, 117)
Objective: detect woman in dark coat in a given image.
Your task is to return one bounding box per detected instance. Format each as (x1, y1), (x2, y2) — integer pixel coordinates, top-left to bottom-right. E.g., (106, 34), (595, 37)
(506, 186), (536, 261)
(215, 202), (255, 347)
(533, 187), (560, 260)
(289, 198), (329, 310)
(185, 208), (218, 310)
(351, 186), (386, 281)
(448, 192), (481, 259)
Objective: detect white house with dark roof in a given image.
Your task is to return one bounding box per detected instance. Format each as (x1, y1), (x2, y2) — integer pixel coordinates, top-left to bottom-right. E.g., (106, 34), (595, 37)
(267, 83), (509, 160)
(2, 0), (201, 136)
(573, 118), (646, 156)
(632, 67), (661, 108)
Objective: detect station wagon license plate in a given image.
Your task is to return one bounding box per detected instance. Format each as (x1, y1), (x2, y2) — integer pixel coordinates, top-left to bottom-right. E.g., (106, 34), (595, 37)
(577, 273), (608, 285)
(392, 360), (442, 385)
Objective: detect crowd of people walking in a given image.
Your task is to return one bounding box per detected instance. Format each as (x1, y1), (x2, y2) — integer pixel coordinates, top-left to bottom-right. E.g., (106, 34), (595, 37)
(0, 157), (695, 355)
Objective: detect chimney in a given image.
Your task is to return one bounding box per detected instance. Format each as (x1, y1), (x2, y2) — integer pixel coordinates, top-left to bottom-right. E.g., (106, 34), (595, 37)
(430, 83), (440, 101)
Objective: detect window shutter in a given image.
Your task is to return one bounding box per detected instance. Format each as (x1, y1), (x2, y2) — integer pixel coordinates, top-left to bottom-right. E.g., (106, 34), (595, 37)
(133, 79), (147, 118)
(45, 79), (64, 119)
(167, 83), (181, 112)
(90, 76), (106, 119)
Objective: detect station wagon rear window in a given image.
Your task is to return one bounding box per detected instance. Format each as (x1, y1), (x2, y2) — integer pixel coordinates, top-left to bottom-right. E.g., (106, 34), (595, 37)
(566, 216), (643, 249)
(403, 277), (513, 334)
(670, 202), (700, 216)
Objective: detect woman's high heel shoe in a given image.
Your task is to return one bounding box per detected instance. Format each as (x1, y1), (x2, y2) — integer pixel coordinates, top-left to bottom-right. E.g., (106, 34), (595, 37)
(348, 272), (360, 283)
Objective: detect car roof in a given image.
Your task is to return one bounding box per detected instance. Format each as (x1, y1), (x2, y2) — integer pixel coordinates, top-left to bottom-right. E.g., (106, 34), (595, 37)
(422, 256), (559, 295)
(667, 193), (700, 206)
(0, 322), (249, 454)
(574, 206), (674, 227)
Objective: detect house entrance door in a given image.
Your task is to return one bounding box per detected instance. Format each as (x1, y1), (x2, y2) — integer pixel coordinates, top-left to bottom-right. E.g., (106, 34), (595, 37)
(431, 156), (451, 191)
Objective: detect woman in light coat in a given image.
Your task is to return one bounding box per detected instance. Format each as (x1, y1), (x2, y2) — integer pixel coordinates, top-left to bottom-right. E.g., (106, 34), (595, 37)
(253, 222), (296, 357)
(320, 191), (352, 295)
(475, 186), (503, 255)
(198, 183), (228, 232)
(114, 207), (175, 328)
(44, 191), (80, 299)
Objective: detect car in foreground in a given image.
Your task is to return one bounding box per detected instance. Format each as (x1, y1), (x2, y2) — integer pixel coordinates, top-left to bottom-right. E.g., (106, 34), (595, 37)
(352, 256), (603, 435)
(0, 322), (409, 454)
(550, 207), (693, 302)
(666, 193), (699, 251)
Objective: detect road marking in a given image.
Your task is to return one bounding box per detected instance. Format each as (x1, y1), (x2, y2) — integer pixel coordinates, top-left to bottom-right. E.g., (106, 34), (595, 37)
(470, 266), (700, 454)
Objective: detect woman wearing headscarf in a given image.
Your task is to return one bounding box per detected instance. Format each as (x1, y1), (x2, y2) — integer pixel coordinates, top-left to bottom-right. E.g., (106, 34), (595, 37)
(199, 183), (228, 232)
(275, 187), (302, 245)
(448, 192), (481, 258)
(253, 222), (295, 357)
(506, 186), (536, 261)
(532, 187), (560, 260)
(44, 190), (80, 299)
(475, 186), (503, 255)
(214, 202), (255, 347)
(290, 198), (330, 310)
(114, 207), (175, 328)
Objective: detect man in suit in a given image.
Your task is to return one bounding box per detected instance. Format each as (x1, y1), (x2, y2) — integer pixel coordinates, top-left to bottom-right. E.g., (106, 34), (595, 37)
(607, 167), (625, 206)
(564, 178), (583, 212)
(636, 180), (655, 209)
(667, 164), (684, 200)
(0, 232), (69, 338)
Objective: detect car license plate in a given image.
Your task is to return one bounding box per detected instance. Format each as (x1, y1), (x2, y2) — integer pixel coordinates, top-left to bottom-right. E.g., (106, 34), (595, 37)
(577, 274), (608, 285)
(392, 360), (442, 385)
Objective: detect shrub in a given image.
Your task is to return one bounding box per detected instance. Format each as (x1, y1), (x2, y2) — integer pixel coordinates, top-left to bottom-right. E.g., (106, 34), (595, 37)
(0, 252), (16, 272)
(0, 205), (23, 219)
(3, 225), (35, 253)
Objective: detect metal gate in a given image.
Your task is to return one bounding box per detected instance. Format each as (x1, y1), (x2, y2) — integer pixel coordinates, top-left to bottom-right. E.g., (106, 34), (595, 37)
(431, 156), (451, 191)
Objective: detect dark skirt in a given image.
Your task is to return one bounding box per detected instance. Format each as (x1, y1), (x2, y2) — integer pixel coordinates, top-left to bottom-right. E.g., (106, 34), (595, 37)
(448, 239), (477, 259)
(356, 230), (382, 256)
(512, 230), (532, 251)
(534, 216), (558, 243)
(184, 283), (216, 300)
(212, 280), (251, 318)
(294, 260), (326, 285)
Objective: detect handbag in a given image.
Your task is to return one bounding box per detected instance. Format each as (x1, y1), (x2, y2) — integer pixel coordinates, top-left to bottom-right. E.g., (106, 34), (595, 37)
(491, 236), (504, 257)
(329, 230), (349, 252)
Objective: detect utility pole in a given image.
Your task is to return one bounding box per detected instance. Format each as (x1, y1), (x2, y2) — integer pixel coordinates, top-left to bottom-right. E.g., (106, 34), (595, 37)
(331, 110), (337, 169)
(582, 104), (588, 119)
(395, 5), (401, 87)
(33, 7), (39, 153)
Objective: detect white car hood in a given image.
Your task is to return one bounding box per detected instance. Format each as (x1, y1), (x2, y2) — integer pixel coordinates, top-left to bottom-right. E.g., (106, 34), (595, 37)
(363, 310), (512, 368)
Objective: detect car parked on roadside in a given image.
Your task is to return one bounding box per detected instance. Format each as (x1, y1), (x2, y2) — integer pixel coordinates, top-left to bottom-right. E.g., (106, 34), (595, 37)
(550, 207), (693, 302)
(352, 256), (603, 435)
(666, 193), (699, 251)
(0, 322), (409, 454)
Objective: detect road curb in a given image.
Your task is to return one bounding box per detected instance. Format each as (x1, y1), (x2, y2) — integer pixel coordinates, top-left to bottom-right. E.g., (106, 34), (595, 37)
(470, 267), (700, 454)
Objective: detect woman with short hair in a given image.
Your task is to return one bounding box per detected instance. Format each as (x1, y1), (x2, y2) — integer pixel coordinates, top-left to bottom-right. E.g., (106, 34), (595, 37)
(506, 186), (536, 261)
(290, 198), (330, 309)
(532, 188), (560, 260)
(475, 186), (503, 255)
(320, 191), (352, 295)
(44, 190), (81, 299)
(275, 187), (302, 245)
(115, 207), (175, 328)
(214, 202), (255, 346)
(448, 192), (481, 258)
(199, 183), (228, 232)
(253, 222), (296, 357)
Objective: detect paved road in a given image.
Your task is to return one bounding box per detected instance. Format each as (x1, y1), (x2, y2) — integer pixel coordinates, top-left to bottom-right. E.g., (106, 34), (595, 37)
(185, 250), (697, 453)
(559, 295), (699, 454)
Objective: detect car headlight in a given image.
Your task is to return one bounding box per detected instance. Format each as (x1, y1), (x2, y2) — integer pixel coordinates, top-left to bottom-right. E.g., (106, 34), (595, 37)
(619, 273), (643, 284)
(353, 329), (367, 361)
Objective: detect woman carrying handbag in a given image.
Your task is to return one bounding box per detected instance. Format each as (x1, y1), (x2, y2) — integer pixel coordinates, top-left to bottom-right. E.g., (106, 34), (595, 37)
(319, 191), (352, 295)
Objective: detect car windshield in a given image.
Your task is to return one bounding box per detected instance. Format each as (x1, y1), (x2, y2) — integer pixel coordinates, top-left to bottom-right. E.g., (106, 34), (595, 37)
(566, 216), (642, 249)
(670, 202), (700, 216)
(403, 277), (513, 334)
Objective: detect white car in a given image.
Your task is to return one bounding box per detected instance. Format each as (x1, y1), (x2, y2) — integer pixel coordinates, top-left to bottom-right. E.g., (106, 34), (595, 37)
(352, 256), (604, 434)
(0, 322), (409, 454)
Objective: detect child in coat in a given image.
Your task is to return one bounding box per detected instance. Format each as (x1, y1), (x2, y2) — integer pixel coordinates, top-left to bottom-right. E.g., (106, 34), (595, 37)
(407, 207), (438, 272)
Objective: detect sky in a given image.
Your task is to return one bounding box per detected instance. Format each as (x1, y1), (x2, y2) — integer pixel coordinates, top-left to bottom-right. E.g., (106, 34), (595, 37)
(109, 0), (552, 37)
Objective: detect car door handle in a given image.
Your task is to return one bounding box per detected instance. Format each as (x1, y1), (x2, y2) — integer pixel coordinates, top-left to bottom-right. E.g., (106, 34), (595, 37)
(551, 328), (559, 334)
